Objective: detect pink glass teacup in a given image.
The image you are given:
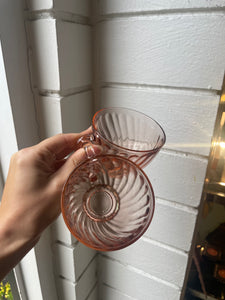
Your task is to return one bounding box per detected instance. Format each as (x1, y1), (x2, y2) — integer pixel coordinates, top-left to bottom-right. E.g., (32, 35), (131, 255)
(61, 107), (166, 251)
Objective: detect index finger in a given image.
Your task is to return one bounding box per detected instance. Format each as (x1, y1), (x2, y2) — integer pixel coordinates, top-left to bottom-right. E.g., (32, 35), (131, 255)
(37, 127), (92, 159)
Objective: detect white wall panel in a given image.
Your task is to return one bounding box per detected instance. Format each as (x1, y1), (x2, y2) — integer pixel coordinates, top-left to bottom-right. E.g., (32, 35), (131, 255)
(145, 198), (198, 251)
(54, 0), (90, 16)
(146, 151), (208, 207)
(38, 92), (93, 139)
(27, 0), (90, 16)
(99, 14), (225, 90)
(75, 258), (97, 300)
(99, 256), (181, 300)
(101, 284), (136, 300)
(57, 278), (76, 300)
(100, 87), (219, 156)
(87, 285), (98, 300)
(61, 91), (93, 133)
(52, 215), (77, 245)
(29, 19), (60, 90)
(104, 237), (188, 287)
(57, 21), (92, 91)
(54, 242), (96, 282)
(26, 0), (53, 10)
(37, 96), (62, 138)
(99, 0), (225, 15)
(29, 20), (92, 91)
(57, 258), (97, 300)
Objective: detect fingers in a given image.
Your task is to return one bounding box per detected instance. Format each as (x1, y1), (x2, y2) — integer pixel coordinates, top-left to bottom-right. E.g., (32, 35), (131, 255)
(54, 144), (102, 187)
(36, 127), (93, 160)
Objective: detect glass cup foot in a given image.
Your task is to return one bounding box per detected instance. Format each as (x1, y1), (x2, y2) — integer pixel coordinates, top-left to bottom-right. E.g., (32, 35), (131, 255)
(61, 155), (155, 251)
(83, 185), (120, 222)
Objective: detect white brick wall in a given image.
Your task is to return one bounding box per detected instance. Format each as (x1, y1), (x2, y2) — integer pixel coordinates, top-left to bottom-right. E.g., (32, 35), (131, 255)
(103, 238), (188, 287)
(98, 15), (225, 90)
(100, 87), (220, 156)
(23, 0), (225, 299)
(57, 258), (97, 300)
(99, 256), (181, 300)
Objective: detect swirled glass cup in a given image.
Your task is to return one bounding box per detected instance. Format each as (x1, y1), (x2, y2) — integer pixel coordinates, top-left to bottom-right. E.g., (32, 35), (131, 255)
(62, 155), (155, 251)
(77, 107), (166, 168)
(61, 107), (166, 251)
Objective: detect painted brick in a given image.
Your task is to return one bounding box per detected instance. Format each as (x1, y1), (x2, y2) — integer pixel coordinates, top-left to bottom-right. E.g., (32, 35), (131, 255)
(100, 87), (219, 156)
(99, 0), (225, 15)
(57, 21), (92, 90)
(57, 278), (76, 300)
(87, 285), (98, 300)
(26, 0), (53, 11)
(29, 20), (92, 91)
(77, 278), (97, 300)
(57, 258), (97, 300)
(100, 284), (136, 300)
(76, 258), (97, 300)
(38, 91), (93, 139)
(146, 151), (208, 207)
(27, 0), (90, 16)
(54, 0), (90, 16)
(37, 96), (62, 138)
(104, 237), (188, 287)
(29, 19), (60, 90)
(61, 91), (93, 133)
(52, 215), (77, 245)
(54, 241), (96, 282)
(99, 14), (225, 90)
(99, 256), (181, 300)
(145, 198), (198, 251)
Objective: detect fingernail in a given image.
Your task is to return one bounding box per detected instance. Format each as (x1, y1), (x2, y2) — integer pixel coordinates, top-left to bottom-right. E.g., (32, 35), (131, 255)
(84, 145), (102, 158)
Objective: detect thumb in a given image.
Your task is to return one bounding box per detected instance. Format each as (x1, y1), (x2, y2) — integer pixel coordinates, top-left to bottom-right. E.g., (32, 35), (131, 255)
(55, 144), (102, 186)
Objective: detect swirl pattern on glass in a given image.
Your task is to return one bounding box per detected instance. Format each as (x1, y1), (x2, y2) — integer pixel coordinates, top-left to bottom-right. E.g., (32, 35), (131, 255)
(62, 155), (154, 251)
(93, 107), (166, 168)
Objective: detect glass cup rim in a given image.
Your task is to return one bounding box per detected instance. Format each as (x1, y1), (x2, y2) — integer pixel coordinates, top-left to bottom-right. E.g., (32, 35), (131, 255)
(61, 154), (155, 251)
(92, 107), (166, 155)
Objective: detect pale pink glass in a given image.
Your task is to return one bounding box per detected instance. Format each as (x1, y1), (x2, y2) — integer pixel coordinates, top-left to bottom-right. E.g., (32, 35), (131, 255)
(61, 107), (166, 251)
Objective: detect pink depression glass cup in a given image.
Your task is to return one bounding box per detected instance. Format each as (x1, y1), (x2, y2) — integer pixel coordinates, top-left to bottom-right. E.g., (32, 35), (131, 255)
(61, 107), (166, 251)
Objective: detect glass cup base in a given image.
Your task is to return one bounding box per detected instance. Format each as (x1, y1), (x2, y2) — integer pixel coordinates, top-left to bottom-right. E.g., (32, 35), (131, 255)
(83, 184), (120, 222)
(61, 155), (155, 251)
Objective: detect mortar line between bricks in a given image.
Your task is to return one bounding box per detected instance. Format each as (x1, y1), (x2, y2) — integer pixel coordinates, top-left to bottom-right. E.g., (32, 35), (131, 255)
(155, 197), (199, 214)
(58, 254), (97, 285)
(140, 236), (188, 255)
(160, 148), (209, 160)
(100, 82), (220, 97)
(25, 7), (225, 24)
(84, 282), (98, 300)
(102, 283), (137, 300)
(100, 255), (181, 290)
(25, 10), (91, 25)
(38, 85), (92, 97)
(54, 239), (79, 249)
(97, 7), (225, 21)
(75, 255), (97, 285)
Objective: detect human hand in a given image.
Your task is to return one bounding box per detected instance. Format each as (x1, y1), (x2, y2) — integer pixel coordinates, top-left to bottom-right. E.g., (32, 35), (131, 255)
(0, 128), (101, 280)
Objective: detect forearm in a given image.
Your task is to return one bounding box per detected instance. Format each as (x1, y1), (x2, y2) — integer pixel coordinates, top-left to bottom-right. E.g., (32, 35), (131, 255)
(0, 211), (39, 281)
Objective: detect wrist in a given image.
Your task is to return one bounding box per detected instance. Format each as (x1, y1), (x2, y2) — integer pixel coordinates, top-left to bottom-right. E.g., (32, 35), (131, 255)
(0, 208), (39, 281)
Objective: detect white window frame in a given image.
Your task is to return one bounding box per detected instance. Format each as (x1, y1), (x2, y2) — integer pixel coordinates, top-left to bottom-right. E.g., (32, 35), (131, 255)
(0, 1), (58, 299)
